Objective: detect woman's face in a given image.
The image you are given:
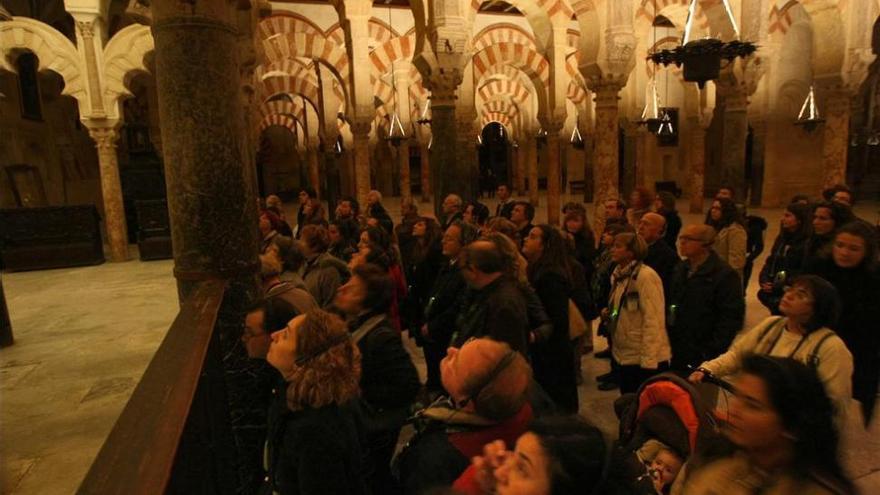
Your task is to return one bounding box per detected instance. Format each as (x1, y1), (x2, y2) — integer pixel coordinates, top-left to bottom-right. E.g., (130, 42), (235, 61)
(565, 217), (583, 235)
(266, 315), (304, 378)
(812, 207), (835, 236)
(463, 205), (476, 225)
(358, 231), (370, 251)
(494, 432), (551, 495)
(328, 224), (341, 244)
(653, 196), (664, 212)
(781, 210), (799, 232)
(725, 373), (790, 454)
(601, 231), (615, 247)
(333, 275), (367, 315)
(777, 284), (814, 323)
(521, 227), (544, 260)
(610, 240), (633, 264)
(413, 220), (427, 237)
(833, 232), (867, 268)
(709, 201), (722, 222)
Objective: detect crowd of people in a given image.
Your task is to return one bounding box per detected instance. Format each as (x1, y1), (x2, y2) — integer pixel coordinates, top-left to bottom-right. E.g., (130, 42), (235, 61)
(245, 182), (878, 495)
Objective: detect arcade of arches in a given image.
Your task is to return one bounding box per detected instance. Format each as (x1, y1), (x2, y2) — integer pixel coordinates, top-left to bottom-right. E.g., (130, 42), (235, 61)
(1, 0), (879, 265)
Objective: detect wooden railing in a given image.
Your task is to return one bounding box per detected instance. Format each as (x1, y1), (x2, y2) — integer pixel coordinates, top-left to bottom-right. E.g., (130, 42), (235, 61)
(77, 280), (232, 495)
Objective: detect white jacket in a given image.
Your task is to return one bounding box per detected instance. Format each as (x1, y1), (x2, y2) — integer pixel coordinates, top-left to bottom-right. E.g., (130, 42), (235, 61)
(608, 263), (671, 369)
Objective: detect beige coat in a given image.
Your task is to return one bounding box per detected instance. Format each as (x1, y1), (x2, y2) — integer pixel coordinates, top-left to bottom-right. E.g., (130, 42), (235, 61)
(608, 263), (671, 369)
(680, 454), (842, 495)
(712, 223), (747, 279)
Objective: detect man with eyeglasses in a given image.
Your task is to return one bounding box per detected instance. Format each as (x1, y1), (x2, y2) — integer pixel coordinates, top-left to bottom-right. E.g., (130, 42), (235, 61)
(394, 338), (533, 494)
(666, 225), (745, 372)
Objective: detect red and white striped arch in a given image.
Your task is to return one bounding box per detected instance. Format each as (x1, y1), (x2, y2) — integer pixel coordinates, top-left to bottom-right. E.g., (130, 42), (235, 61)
(262, 32), (350, 82)
(472, 23), (539, 53)
(258, 13), (322, 40)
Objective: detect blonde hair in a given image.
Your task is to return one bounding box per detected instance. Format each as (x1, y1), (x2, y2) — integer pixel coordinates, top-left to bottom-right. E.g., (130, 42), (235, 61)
(285, 309), (361, 411)
(613, 232), (649, 261)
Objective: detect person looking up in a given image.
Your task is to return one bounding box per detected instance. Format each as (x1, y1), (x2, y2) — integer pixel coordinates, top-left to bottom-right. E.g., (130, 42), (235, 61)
(604, 198), (629, 227)
(510, 201), (536, 247)
(757, 202), (812, 315)
(295, 187), (316, 239)
(299, 224), (349, 308)
(638, 212), (679, 295)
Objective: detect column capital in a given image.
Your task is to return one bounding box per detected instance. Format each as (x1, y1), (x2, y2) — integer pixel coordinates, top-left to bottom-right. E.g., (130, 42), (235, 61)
(350, 120), (372, 137)
(75, 19), (96, 40)
(86, 123), (121, 149)
(426, 67), (463, 107)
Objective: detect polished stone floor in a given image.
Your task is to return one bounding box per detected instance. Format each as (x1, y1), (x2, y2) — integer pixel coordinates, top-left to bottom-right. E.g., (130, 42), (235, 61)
(1, 194), (878, 494)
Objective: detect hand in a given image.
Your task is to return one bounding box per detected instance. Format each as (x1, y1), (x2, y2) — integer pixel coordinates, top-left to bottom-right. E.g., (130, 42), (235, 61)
(688, 370), (705, 384)
(472, 440), (509, 493)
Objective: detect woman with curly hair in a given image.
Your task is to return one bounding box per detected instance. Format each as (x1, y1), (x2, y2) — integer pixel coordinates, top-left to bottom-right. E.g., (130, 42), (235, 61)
(265, 309), (367, 495)
(707, 197), (747, 281)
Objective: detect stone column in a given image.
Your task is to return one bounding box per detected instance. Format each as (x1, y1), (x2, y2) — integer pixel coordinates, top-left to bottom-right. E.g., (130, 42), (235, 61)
(591, 82), (623, 232)
(351, 120), (372, 208)
(545, 122), (563, 225)
(87, 125), (129, 262)
(748, 118), (767, 207)
(820, 87), (852, 190)
(429, 79), (473, 214)
(74, 18), (107, 118)
(398, 140), (412, 204)
(686, 119), (708, 214)
(419, 139), (431, 203)
(719, 84), (749, 203)
(307, 146), (320, 199)
(516, 141), (527, 195)
(527, 135), (539, 206)
(454, 113), (478, 201)
(150, 1), (261, 490)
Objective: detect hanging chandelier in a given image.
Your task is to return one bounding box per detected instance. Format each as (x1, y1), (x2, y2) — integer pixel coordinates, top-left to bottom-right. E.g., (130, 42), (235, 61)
(657, 111), (675, 137)
(794, 85), (825, 132)
(639, 78), (663, 133)
(535, 127), (548, 146)
(570, 124), (584, 149)
(648, 0), (756, 89)
(383, 5), (407, 147)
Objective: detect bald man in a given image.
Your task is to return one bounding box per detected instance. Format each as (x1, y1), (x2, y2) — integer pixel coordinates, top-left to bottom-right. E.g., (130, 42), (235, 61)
(639, 212), (680, 294)
(666, 224), (745, 371)
(395, 338), (533, 494)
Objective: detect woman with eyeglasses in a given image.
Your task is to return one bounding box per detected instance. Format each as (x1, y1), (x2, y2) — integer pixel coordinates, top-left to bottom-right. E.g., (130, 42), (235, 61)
(806, 221), (880, 425)
(683, 355), (853, 495)
(689, 275), (853, 417)
(265, 308), (367, 495)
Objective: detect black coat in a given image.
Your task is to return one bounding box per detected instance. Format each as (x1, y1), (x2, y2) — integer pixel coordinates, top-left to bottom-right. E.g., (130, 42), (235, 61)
(757, 231), (808, 313)
(660, 209), (682, 249)
(666, 251), (745, 370)
(268, 404), (367, 495)
(529, 269), (579, 413)
(453, 275), (529, 354)
(351, 313), (421, 420)
(495, 200), (515, 219)
(571, 231), (597, 282)
(644, 239), (679, 296)
(424, 260), (467, 347)
(807, 259), (880, 422)
(401, 241), (445, 332)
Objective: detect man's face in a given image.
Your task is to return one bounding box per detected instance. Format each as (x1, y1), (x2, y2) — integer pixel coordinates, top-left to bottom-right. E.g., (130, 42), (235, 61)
(442, 196), (458, 215)
(259, 214), (272, 236)
(677, 227), (707, 259)
(637, 216), (664, 243)
(367, 191), (379, 206)
(440, 340), (493, 404)
(605, 200), (622, 219)
(510, 205), (527, 224)
(298, 191), (309, 205)
(337, 201), (352, 218)
(242, 309), (271, 359)
(497, 185), (510, 201)
(832, 191), (852, 206)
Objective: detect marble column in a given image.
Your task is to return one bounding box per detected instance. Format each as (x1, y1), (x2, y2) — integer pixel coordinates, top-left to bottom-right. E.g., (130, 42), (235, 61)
(719, 85), (749, 203)
(351, 121), (372, 209)
(419, 140), (431, 203)
(687, 120), (708, 214)
(591, 82), (623, 232)
(150, 1), (261, 490)
(398, 140), (412, 205)
(527, 136), (539, 206)
(307, 146), (320, 199)
(430, 91), (474, 213)
(821, 88), (852, 190)
(87, 125), (129, 262)
(545, 122), (563, 225)
(151, 6), (260, 300)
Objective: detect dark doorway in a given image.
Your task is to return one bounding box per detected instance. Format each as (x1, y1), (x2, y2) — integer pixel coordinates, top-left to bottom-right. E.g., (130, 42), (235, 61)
(478, 122), (509, 198)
